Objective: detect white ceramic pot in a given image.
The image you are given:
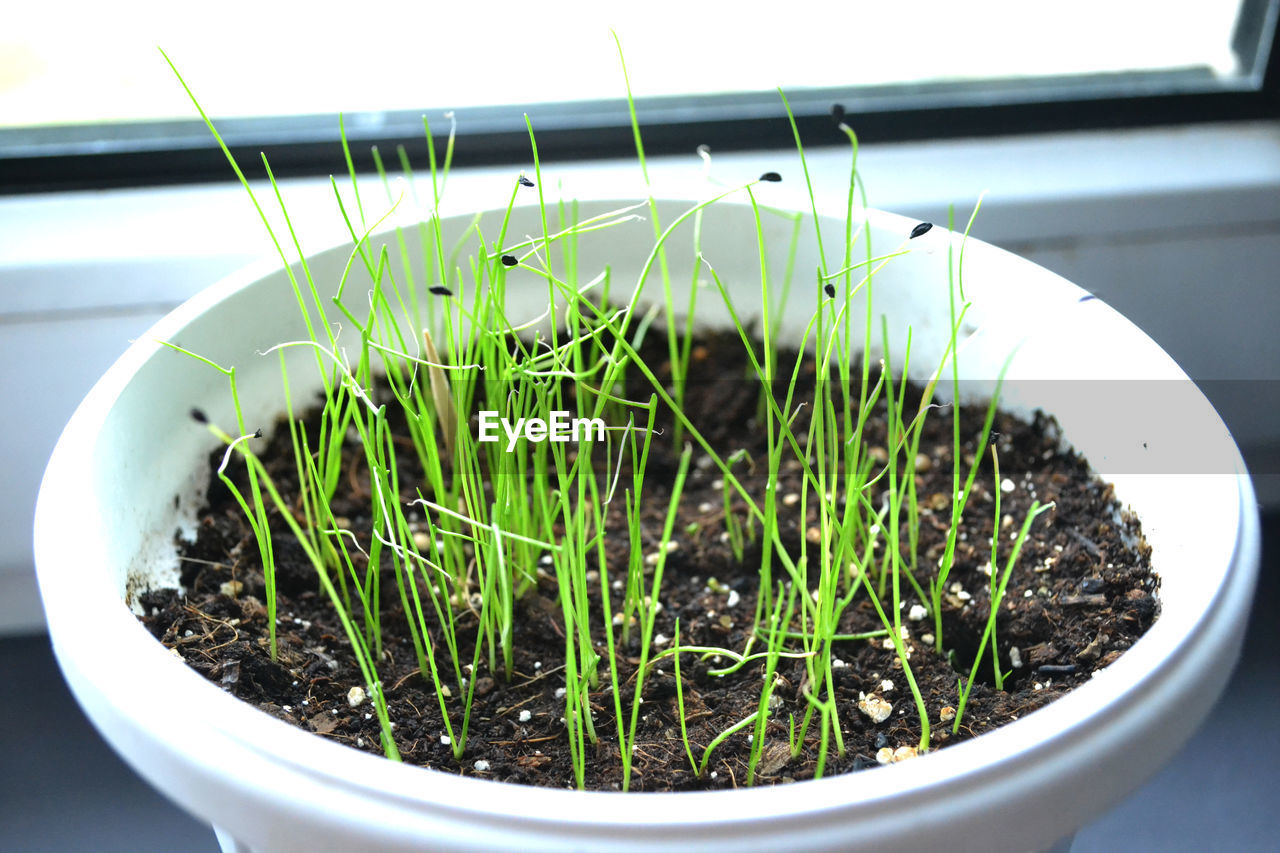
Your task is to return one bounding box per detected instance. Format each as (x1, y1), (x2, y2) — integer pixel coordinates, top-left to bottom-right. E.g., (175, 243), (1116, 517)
(35, 199), (1260, 853)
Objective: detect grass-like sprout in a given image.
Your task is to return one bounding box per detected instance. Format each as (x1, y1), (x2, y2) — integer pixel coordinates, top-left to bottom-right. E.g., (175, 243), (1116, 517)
(153, 39), (1060, 791)
(161, 346), (277, 659)
(953, 462), (1055, 732)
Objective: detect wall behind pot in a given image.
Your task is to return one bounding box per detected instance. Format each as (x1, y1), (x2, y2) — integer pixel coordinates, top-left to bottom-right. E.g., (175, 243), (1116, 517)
(4, 120), (1277, 634)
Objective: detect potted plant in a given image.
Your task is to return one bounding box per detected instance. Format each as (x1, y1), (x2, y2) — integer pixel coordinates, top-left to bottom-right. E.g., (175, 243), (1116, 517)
(34, 61), (1260, 853)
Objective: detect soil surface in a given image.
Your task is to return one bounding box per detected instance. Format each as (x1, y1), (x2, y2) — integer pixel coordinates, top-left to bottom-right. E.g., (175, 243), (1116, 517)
(141, 331), (1156, 790)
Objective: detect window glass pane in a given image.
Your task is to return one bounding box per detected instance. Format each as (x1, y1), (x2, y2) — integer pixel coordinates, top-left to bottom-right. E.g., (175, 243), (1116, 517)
(0, 1), (1256, 131)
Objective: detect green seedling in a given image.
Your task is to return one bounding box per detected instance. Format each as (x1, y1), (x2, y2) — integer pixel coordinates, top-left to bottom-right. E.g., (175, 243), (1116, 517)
(158, 40), (1043, 791)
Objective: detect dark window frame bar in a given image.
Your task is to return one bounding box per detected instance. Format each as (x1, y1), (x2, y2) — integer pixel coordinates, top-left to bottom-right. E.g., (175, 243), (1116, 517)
(3, 9), (1277, 195)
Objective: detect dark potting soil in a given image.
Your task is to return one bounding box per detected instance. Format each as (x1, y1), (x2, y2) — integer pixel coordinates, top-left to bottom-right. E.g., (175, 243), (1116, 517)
(140, 330), (1156, 791)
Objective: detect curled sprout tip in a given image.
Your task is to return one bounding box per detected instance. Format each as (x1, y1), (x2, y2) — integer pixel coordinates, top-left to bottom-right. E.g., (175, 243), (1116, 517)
(697, 144), (712, 176)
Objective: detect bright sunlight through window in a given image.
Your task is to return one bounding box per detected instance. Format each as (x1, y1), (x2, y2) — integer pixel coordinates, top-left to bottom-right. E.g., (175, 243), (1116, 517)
(0, 1), (1248, 129)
